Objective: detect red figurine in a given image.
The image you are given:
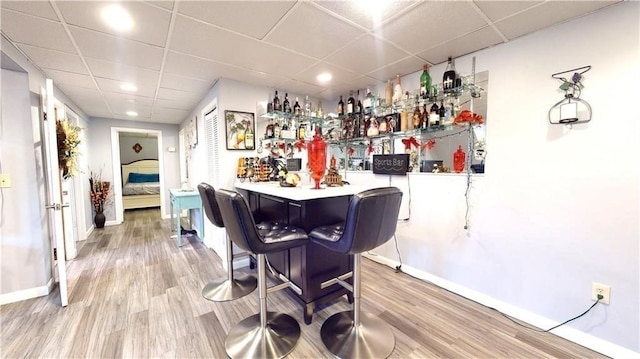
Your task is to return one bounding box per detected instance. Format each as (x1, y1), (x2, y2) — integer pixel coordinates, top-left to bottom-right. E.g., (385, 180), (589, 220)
(307, 127), (326, 189)
(453, 145), (466, 173)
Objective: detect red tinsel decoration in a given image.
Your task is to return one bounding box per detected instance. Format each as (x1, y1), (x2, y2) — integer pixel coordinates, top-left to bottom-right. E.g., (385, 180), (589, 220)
(401, 136), (419, 151)
(367, 143), (375, 155)
(421, 139), (436, 151)
(347, 147), (355, 156)
(294, 139), (306, 152)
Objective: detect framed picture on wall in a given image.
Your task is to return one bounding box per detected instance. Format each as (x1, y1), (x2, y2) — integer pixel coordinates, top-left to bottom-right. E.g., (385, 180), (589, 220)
(186, 116), (198, 149)
(225, 110), (255, 150)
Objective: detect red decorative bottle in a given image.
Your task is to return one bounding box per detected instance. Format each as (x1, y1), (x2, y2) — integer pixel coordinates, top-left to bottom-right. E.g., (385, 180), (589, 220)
(307, 127), (327, 189)
(453, 145), (466, 173)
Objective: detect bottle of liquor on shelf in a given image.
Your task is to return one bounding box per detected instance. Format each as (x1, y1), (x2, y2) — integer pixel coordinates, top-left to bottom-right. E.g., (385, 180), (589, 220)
(385, 80), (392, 106)
(420, 63), (432, 99)
(298, 122), (306, 140)
(429, 102), (440, 126)
(317, 100), (323, 118)
(283, 93), (291, 113)
(356, 90), (363, 115)
(376, 92), (382, 110)
(400, 103), (409, 131)
(360, 114), (368, 137)
(304, 95), (311, 116)
(337, 95), (344, 116)
(367, 117), (379, 137)
(422, 103), (429, 129)
(265, 119), (274, 138)
(412, 99), (421, 129)
(439, 101), (446, 124)
(267, 94), (274, 113)
(245, 124), (254, 150)
(273, 120), (281, 139)
(293, 97), (301, 115)
(363, 88), (373, 113)
(393, 75), (403, 104)
(347, 90), (355, 115)
(378, 115), (387, 133)
(443, 57), (457, 93)
(273, 90), (281, 111)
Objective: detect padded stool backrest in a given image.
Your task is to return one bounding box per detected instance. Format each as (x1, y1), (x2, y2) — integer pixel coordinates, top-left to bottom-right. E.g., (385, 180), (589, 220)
(197, 183), (224, 228)
(339, 187), (403, 254)
(215, 188), (263, 254)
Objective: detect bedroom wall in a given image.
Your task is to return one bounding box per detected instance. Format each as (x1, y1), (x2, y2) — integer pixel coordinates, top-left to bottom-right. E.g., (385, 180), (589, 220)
(87, 118), (180, 221)
(119, 135), (159, 164)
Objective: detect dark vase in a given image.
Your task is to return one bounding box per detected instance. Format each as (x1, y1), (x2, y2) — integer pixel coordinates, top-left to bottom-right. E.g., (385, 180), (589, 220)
(94, 212), (106, 229)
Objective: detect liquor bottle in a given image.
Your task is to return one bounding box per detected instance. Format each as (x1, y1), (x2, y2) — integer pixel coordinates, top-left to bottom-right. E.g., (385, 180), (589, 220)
(439, 101), (446, 124)
(293, 97), (301, 115)
(422, 104), (429, 129)
(347, 90), (355, 115)
(385, 79), (392, 106)
(283, 93), (291, 113)
(363, 88), (373, 112)
(265, 119), (274, 138)
(244, 125), (254, 150)
(304, 95), (311, 116)
(317, 100), (323, 118)
(360, 115), (368, 137)
(273, 90), (281, 111)
(412, 100), (421, 129)
(367, 118), (379, 137)
(379, 116), (387, 133)
(429, 102), (440, 126)
(442, 57), (457, 92)
(420, 63), (432, 99)
(298, 122), (306, 140)
(267, 94), (273, 113)
(356, 90), (363, 115)
(337, 95), (344, 116)
(393, 75), (403, 104)
(400, 104), (408, 131)
(273, 120), (281, 139)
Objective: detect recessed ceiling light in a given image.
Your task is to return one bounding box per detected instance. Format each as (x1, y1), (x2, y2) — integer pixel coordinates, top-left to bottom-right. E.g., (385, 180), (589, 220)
(101, 4), (134, 32)
(317, 72), (332, 83)
(126, 111), (138, 117)
(120, 83), (137, 92)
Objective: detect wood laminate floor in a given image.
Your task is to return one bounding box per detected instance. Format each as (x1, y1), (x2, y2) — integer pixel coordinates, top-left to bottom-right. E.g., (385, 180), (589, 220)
(1, 208), (607, 358)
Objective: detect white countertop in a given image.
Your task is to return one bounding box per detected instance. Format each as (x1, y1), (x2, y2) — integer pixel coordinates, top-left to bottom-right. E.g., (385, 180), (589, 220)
(234, 181), (373, 201)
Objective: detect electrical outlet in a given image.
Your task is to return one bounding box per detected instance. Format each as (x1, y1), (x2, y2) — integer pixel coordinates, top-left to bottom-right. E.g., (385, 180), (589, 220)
(591, 282), (611, 304)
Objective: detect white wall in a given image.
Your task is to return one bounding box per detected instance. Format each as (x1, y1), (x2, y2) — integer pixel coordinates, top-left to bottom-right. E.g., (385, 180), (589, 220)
(87, 118), (180, 220)
(364, 2), (639, 354)
(118, 135), (159, 164)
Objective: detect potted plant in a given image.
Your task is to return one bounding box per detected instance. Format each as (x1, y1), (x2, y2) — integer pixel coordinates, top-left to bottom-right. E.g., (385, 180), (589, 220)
(89, 169), (111, 228)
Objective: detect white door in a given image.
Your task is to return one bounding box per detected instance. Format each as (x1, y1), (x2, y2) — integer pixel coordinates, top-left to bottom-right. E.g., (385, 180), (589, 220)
(42, 79), (69, 307)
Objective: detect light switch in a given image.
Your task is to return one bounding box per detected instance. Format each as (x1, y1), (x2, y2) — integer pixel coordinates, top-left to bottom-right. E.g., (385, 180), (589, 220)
(0, 173), (11, 188)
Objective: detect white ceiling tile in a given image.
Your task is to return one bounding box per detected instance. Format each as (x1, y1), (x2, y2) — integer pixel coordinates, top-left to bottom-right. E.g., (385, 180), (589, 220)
(85, 57), (160, 85)
(151, 108), (190, 124)
(160, 73), (213, 93)
(178, 1), (296, 39)
(1, 10), (76, 53)
(56, 1), (171, 47)
(375, 2), (487, 54)
(473, 1), (544, 22)
(103, 92), (155, 107)
(312, 1), (418, 30)
(1, 1), (58, 21)
(496, 1), (619, 40)
(346, 76), (381, 91)
(274, 80), (326, 98)
(293, 62), (356, 88)
(110, 103), (153, 118)
(164, 52), (226, 79)
(70, 26), (164, 70)
(157, 87), (201, 102)
(417, 27), (504, 66)
(366, 56), (425, 82)
(154, 97), (199, 111)
(95, 77), (156, 97)
(264, 2), (365, 59)
(325, 34), (410, 74)
(18, 44), (88, 74)
(44, 69), (97, 89)
(146, 1), (175, 11)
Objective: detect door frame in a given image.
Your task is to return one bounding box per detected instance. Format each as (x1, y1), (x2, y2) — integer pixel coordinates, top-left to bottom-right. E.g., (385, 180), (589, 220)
(64, 105), (87, 247)
(111, 127), (164, 224)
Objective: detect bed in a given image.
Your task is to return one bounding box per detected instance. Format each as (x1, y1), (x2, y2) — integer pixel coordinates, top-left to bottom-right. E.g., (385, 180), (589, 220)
(121, 159), (161, 210)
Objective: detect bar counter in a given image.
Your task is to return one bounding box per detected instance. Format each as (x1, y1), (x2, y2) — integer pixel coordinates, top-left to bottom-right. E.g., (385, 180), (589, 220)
(235, 181), (371, 324)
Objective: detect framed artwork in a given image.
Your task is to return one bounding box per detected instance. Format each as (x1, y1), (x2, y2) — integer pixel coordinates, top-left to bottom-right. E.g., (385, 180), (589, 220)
(186, 116), (198, 148)
(225, 110), (255, 150)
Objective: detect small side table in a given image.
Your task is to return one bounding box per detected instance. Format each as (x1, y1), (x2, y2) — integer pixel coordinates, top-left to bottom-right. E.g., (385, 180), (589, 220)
(169, 188), (204, 246)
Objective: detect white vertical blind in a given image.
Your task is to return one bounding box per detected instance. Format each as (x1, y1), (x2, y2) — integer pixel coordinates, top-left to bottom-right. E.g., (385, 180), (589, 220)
(204, 106), (220, 187)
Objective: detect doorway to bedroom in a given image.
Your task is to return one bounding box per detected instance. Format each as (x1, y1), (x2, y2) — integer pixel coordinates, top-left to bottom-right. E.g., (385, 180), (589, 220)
(111, 127), (165, 224)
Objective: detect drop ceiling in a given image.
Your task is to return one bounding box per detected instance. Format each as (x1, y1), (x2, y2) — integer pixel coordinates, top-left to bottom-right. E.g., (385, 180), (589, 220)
(1, 1), (622, 124)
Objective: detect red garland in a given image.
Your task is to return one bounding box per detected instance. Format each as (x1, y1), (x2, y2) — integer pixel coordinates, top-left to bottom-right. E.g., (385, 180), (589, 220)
(367, 143), (374, 155)
(347, 147), (355, 156)
(278, 142), (286, 150)
(421, 139), (436, 151)
(294, 139), (306, 152)
(401, 136), (419, 151)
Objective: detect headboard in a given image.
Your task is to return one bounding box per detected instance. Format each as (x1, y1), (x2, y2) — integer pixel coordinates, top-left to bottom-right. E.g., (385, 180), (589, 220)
(121, 159), (159, 185)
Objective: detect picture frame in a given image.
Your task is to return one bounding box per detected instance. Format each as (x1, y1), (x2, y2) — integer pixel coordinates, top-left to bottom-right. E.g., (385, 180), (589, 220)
(225, 110), (255, 150)
(186, 116), (198, 148)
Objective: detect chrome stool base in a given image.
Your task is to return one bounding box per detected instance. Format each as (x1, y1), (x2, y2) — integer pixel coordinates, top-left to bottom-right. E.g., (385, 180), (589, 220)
(225, 312), (301, 359)
(320, 311), (395, 359)
(201, 275), (257, 302)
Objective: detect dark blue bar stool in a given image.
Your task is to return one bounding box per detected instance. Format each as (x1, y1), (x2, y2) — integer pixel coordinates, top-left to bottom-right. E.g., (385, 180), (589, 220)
(309, 187), (403, 359)
(215, 188), (308, 359)
(197, 183), (257, 301)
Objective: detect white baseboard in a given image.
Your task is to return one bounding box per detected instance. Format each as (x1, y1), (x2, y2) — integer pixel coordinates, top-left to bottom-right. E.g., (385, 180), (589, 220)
(85, 225), (94, 238)
(105, 220), (118, 227)
(0, 277), (53, 306)
(362, 253), (640, 358)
